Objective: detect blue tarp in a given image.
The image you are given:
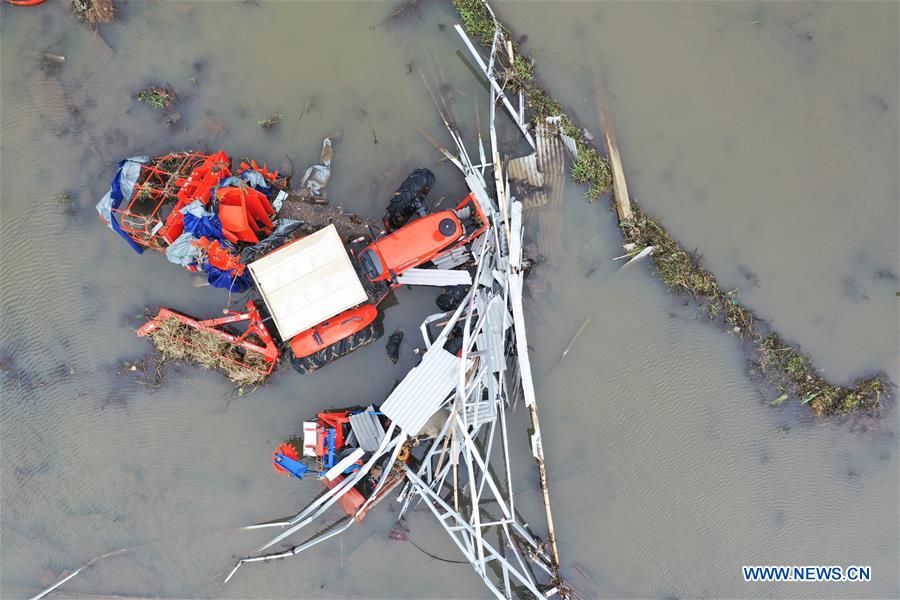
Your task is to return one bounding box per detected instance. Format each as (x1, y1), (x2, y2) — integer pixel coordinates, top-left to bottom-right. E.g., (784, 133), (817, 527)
(181, 200), (224, 240)
(95, 156), (150, 253)
(204, 261), (251, 293)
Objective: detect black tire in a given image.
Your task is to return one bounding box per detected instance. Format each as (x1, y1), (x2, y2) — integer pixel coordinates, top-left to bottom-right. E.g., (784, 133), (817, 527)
(384, 168), (435, 230)
(290, 320), (384, 374)
(435, 284), (469, 312)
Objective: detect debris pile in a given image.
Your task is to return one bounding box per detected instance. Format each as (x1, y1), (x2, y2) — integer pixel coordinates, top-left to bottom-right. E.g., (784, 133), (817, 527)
(224, 18), (567, 599)
(136, 86), (177, 111)
(72, 0), (115, 23)
(145, 315), (270, 386)
(99, 138), (488, 384)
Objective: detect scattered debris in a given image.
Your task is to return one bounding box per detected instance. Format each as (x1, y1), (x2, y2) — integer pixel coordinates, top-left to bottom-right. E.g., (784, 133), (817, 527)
(40, 52), (65, 75)
(29, 548), (127, 600)
(224, 19), (567, 598)
(385, 330), (404, 364)
(453, 0), (612, 202)
(52, 192), (74, 207)
(71, 0), (115, 24)
(257, 111), (282, 129)
(136, 85), (176, 111)
(560, 317), (591, 361)
(99, 141), (486, 383)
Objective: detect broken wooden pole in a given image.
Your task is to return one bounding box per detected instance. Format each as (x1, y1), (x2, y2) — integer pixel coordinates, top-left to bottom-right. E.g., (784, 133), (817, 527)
(593, 74), (633, 223)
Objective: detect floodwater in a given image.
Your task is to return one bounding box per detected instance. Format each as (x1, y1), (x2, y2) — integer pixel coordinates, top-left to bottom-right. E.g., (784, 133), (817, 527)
(1, 1), (897, 599)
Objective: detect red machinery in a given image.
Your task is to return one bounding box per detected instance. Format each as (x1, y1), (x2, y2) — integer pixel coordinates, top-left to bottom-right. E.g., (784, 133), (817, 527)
(104, 151), (280, 252)
(116, 158), (485, 381)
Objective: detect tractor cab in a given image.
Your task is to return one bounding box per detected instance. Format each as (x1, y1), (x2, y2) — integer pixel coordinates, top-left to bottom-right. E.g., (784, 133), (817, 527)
(359, 193), (486, 283)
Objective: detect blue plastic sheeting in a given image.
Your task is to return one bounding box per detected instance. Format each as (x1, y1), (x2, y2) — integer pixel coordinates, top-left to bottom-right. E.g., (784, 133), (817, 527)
(180, 200), (224, 240)
(95, 156), (150, 253)
(204, 261), (251, 293)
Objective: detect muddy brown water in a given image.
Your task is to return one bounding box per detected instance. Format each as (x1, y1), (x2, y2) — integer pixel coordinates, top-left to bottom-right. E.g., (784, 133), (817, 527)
(1, 1), (897, 599)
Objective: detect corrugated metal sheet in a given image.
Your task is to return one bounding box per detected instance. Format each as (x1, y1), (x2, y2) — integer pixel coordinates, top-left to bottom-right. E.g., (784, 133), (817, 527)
(381, 348), (460, 435)
(397, 268), (472, 287)
(481, 295), (508, 373)
(432, 246), (471, 270)
(533, 119), (566, 263)
(349, 408), (385, 452)
(507, 153), (543, 187)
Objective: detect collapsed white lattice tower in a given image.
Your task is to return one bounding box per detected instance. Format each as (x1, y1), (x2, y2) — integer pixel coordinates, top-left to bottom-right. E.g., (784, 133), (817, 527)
(226, 12), (565, 599)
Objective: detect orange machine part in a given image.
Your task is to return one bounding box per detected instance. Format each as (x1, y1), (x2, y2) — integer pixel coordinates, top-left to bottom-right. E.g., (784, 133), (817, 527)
(193, 237), (245, 275)
(273, 443), (301, 475)
(289, 304), (378, 359)
(161, 151), (232, 244)
(324, 475), (368, 521)
(363, 211), (462, 282)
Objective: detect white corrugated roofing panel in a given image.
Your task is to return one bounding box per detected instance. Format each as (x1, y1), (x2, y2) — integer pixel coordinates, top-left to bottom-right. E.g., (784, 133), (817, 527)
(397, 268), (472, 287)
(381, 348), (460, 435)
(432, 246), (471, 270)
(248, 224), (367, 340)
(349, 408), (385, 452)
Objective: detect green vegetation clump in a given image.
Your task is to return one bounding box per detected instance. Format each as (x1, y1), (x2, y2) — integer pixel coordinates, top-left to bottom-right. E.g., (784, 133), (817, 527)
(137, 86), (176, 111)
(454, 0), (503, 44)
(258, 111), (283, 129)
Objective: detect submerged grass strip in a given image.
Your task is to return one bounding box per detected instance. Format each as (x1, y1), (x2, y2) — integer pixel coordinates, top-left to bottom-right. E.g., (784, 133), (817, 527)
(622, 203), (889, 417)
(454, 0), (890, 417)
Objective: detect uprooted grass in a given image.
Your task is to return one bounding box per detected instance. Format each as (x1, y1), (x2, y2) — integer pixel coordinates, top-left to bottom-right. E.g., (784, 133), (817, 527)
(622, 202), (890, 416)
(137, 86), (176, 111)
(146, 316), (270, 387)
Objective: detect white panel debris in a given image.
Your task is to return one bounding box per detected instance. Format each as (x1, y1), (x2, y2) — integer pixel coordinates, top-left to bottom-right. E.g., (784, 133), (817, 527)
(380, 348), (460, 435)
(397, 268), (472, 287)
(432, 246), (471, 270)
(349, 408), (385, 453)
(507, 153), (543, 187)
(324, 448), (365, 481)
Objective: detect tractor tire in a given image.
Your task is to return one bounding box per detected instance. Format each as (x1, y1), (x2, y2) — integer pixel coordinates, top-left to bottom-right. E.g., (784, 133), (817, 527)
(383, 168), (435, 230)
(289, 320), (384, 374)
(435, 284), (469, 312)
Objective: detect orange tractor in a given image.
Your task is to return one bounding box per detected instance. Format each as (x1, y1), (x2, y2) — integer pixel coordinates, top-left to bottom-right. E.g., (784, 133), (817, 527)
(98, 152), (486, 382)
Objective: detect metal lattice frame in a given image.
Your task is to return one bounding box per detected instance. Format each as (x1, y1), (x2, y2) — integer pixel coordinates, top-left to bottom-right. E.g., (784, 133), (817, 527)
(226, 12), (566, 599)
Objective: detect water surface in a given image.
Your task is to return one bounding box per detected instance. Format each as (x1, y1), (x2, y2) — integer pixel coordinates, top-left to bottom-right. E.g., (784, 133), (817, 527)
(1, 1), (897, 598)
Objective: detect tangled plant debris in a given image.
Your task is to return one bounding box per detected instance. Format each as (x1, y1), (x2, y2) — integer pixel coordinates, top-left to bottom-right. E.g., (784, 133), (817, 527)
(137, 86), (177, 111)
(72, 0), (115, 24)
(257, 111), (283, 129)
(146, 316), (269, 386)
(455, 0), (890, 416)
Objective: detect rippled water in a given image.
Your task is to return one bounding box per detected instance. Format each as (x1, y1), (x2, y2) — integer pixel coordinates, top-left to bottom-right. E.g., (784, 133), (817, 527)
(2, 1), (897, 599)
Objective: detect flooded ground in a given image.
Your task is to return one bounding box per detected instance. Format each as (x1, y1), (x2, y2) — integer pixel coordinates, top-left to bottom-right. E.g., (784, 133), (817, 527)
(1, 1), (897, 599)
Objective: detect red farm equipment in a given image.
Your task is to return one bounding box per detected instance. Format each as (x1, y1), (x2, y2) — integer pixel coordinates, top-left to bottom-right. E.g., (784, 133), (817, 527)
(100, 151), (484, 384)
(272, 408), (408, 522)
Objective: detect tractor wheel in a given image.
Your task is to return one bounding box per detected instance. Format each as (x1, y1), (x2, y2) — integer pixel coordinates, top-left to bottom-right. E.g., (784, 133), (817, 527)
(290, 320), (384, 374)
(383, 168), (435, 230)
(435, 284), (469, 312)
